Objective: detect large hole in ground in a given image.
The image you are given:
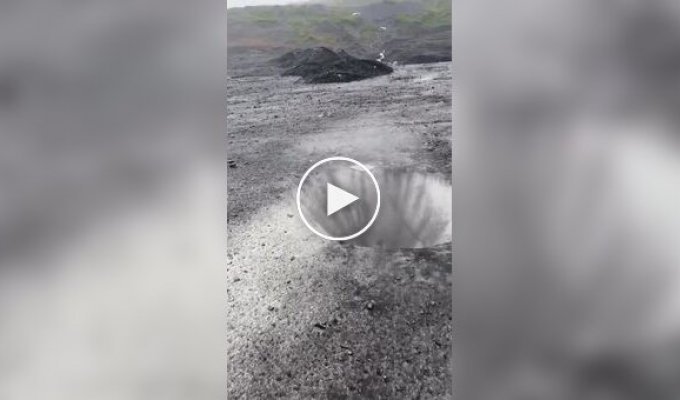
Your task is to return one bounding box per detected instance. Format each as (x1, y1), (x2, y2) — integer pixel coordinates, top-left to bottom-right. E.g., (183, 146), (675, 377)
(300, 167), (451, 249)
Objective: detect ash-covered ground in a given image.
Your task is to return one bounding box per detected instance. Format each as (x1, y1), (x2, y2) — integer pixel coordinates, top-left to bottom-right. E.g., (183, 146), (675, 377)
(227, 62), (452, 399)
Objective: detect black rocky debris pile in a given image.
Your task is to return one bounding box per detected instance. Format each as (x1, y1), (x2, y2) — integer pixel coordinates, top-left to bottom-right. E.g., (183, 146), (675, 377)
(272, 47), (393, 84)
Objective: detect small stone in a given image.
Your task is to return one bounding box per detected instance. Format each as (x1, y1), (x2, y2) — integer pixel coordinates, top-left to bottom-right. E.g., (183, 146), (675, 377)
(366, 301), (375, 311)
(290, 256), (296, 261)
(233, 277), (241, 282)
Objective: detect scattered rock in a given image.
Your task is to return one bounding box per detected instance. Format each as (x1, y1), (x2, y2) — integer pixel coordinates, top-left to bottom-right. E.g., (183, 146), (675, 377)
(228, 159), (238, 168)
(366, 300), (375, 311)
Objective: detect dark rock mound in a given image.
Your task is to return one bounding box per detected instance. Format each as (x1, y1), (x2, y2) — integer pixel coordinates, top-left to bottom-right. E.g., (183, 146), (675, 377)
(272, 47), (393, 84)
(273, 47), (340, 69)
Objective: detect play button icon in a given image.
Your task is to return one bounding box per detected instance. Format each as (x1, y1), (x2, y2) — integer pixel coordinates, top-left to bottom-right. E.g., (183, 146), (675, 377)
(297, 157), (381, 241)
(326, 183), (359, 216)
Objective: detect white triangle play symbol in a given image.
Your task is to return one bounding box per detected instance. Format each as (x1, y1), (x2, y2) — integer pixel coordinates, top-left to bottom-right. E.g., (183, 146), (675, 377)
(327, 183), (359, 216)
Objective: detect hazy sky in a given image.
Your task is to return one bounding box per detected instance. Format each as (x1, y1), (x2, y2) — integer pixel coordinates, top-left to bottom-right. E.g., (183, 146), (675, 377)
(227, 0), (307, 8)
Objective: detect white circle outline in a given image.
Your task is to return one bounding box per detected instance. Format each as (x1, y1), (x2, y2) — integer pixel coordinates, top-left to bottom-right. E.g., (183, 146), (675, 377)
(296, 157), (381, 241)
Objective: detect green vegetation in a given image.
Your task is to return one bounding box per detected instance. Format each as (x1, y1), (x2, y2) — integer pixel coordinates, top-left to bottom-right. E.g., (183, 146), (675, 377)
(281, 5), (373, 47)
(325, 0), (408, 6)
(246, 9), (279, 26)
(396, 0), (451, 33)
(227, 0), (451, 53)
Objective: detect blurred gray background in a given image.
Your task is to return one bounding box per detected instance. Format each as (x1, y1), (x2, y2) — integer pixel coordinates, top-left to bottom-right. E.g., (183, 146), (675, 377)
(0, 1), (225, 399)
(455, 0), (680, 398)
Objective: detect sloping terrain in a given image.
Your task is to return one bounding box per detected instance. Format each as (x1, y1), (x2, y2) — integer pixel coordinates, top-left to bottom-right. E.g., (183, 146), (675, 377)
(227, 0), (451, 76)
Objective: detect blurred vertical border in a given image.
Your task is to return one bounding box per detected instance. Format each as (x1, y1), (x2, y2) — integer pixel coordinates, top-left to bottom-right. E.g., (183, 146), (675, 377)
(455, 0), (680, 398)
(0, 1), (226, 399)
